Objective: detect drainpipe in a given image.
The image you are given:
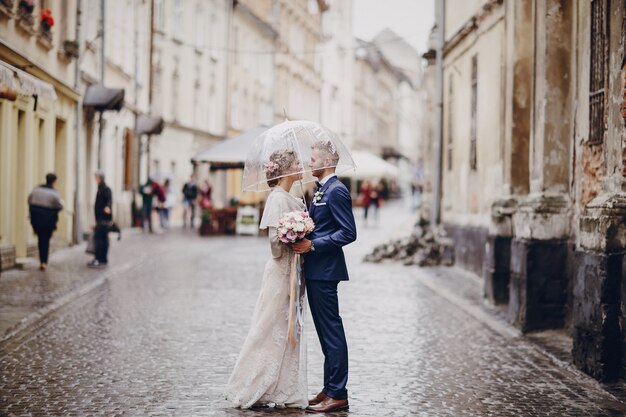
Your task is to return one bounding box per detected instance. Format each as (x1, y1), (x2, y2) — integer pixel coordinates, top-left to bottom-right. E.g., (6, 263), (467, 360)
(145, 0), (155, 183)
(96, 0), (106, 170)
(221, 0), (235, 206)
(73, 0), (83, 243)
(431, 0), (445, 226)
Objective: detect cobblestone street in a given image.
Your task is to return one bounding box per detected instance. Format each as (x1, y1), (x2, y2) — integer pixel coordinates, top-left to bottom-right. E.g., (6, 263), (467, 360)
(1, 202), (625, 416)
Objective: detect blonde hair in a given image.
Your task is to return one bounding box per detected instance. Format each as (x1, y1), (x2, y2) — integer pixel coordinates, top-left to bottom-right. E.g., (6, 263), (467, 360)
(312, 140), (340, 165)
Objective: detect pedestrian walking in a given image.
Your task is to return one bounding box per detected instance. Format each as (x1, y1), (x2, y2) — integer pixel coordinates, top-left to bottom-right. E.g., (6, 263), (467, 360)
(359, 180), (372, 221)
(368, 181), (382, 224)
(27, 173), (64, 271)
(199, 179), (213, 211)
(139, 178), (156, 232)
(182, 175), (198, 228)
(159, 179), (175, 229)
(87, 171), (112, 269)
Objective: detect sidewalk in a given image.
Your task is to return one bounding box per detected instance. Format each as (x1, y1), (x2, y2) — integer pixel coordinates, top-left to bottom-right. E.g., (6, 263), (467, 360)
(0, 229), (147, 342)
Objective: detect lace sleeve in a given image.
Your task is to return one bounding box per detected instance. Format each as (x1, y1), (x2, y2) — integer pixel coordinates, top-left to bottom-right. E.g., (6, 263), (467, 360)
(268, 227), (283, 258)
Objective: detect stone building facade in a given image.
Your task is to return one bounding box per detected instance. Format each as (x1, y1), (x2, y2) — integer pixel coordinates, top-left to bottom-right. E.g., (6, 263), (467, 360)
(352, 34), (422, 193)
(432, 0), (626, 382)
(0, 0), (78, 266)
(0, 0), (153, 269)
(150, 0), (228, 207)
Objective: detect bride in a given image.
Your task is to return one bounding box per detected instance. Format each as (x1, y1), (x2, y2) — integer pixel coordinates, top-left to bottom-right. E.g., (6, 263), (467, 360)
(225, 149), (308, 409)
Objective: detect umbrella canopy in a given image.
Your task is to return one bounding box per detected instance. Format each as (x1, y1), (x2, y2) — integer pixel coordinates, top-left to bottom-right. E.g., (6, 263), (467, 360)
(191, 125), (270, 169)
(242, 120), (355, 192)
(341, 150), (398, 179)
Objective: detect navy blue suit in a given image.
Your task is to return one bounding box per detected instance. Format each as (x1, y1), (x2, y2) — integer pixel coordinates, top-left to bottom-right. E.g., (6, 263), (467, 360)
(304, 176), (356, 400)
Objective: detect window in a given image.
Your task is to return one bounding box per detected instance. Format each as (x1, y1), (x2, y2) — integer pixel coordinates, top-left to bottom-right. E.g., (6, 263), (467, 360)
(59, 0), (69, 41)
(154, 0), (165, 32)
(447, 74), (454, 171)
(85, 0), (98, 42)
(194, 2), (205, 48)
(153, 160), (161, 177)
(152, 64), (162, 114)
(589, 0), (609, 144)
(173, 0), (183, 36)
(171, 68), (179, 121)
(210, 13), (218, 53)
(233, 26), (239, 65)
(470, 55), (478, 171)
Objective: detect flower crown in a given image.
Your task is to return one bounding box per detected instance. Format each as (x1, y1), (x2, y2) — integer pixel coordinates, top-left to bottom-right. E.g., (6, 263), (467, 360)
(264, 161), (280, 175)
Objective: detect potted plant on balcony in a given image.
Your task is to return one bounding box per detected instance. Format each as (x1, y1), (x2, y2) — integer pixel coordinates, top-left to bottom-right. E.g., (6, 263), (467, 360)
(62, 40), (79, 59)
(17, 0), (34, 26)
(39, 8), (53, 41)
(0, 0), (15, 17)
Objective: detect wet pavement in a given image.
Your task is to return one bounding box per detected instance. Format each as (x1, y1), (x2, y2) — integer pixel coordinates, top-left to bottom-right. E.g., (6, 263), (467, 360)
(1, 202), (626, 416)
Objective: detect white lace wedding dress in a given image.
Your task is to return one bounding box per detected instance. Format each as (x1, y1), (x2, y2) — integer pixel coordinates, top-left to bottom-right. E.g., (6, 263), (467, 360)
(224, 186), (308, 409)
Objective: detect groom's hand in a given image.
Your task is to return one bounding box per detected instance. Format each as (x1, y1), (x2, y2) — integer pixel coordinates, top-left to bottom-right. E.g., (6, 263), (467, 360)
(293, 238), (312, 254)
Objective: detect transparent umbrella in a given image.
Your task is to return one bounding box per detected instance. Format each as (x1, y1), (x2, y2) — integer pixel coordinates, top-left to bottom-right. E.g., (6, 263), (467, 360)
(242, 120), (355, 193)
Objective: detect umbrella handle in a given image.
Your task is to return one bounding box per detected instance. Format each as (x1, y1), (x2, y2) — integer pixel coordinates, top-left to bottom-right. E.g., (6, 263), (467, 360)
(299, 181), (308, 213)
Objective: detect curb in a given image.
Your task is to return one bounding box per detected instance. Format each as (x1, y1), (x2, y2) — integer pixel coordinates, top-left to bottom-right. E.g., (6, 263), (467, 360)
(0, 257), (138, 354)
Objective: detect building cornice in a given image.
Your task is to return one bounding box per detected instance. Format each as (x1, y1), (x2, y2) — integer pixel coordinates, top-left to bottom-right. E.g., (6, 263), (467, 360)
(165, 120), (224, 140)
(443, 0), (503, 57)
(0, 42), (81, 101)
(235, 2), (279, 40)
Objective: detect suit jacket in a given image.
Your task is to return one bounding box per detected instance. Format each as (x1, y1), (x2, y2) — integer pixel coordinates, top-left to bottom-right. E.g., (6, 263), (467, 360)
(303, 176), (357, 281)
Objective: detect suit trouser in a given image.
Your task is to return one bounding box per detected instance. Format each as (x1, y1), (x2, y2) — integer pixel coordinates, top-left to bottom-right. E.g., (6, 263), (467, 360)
(36, 229), (53, 264)
(306, 280), (349, 400)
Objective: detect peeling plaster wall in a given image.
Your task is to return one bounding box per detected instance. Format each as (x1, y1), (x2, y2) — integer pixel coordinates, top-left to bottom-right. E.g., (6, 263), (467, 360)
(442, 7), (505, 228)
(575, 0), (625, 220)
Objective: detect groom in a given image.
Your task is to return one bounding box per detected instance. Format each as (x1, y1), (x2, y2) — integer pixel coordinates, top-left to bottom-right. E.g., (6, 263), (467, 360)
(293, 141), (357, 413)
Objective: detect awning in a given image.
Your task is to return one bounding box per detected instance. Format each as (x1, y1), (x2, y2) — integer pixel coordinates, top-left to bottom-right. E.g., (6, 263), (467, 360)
(0, 60), (58, 101)
(136, 114), (164, 135)
(83, 86), (125, 111)
(191, 124), (270, 169)
(341, 150), (399, 179)
(382, 146), (409, 160)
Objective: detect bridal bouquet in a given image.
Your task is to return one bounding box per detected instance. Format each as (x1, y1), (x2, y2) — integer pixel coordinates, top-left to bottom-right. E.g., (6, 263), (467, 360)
(277, 211), (315, 244)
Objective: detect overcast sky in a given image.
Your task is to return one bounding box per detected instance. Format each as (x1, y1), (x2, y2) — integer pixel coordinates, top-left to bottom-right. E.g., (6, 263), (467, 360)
(352, 0), (435, 54)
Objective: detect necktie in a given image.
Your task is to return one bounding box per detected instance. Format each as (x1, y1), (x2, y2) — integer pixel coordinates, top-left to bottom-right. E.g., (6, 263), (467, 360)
(315, 181), (322, 190)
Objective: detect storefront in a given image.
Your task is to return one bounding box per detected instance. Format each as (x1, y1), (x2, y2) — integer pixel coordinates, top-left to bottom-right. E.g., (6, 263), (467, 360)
(0, 59), (76, 269)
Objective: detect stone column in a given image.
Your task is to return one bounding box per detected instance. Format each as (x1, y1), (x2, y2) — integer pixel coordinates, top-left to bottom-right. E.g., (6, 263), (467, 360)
(484, 0), (533, 305)
(0, 100), (16, 270)
(571, 0), (626, 382)
(14, 96), (36, 258)
(509, 0), (573, 331)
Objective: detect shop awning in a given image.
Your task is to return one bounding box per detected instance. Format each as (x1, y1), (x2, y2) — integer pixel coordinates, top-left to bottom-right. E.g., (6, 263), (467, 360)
(341, 150), (398, 179)
(191, 125), (269, 169)
(0, 60), (57, 101)
(136, 114), (164, 135)
(82, 86), (125, 111)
